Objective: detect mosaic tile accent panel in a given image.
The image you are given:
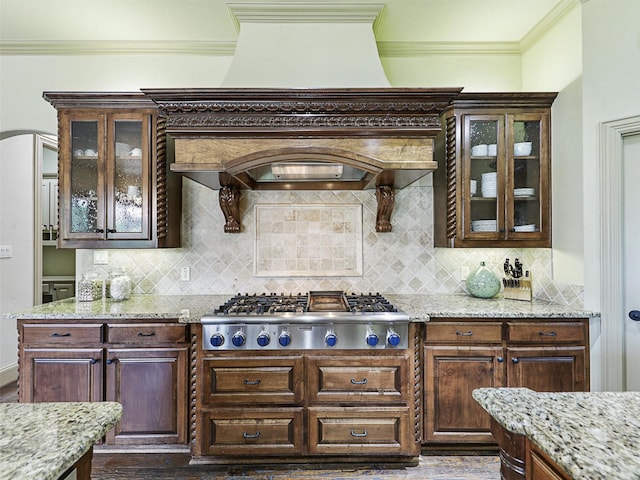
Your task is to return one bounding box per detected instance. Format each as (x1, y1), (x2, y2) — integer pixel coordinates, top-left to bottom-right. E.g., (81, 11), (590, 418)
(255, 204), (363, 277)
(76, 178), (584, 308)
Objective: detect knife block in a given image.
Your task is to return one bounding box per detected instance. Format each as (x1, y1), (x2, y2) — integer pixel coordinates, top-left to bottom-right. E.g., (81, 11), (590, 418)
(503, 274), (532, 301)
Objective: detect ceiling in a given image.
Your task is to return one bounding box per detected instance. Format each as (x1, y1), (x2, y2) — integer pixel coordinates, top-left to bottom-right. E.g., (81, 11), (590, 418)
(1, 0), (570, 53)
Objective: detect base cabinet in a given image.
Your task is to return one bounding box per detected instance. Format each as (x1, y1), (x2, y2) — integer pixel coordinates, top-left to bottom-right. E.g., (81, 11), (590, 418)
(423, 318), (589, 445)
(193, 324), (421, 461)
(18, 319), (189, 446)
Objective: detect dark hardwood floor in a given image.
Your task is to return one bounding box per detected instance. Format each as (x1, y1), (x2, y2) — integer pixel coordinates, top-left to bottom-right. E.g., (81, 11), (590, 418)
(0, 381), (500, 479)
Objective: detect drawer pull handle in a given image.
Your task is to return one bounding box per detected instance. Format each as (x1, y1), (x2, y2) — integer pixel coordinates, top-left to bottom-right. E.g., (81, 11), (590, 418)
(456, 330), (473, 336)
(351, 378), (368, 385)
(137, 332), (156, 337)
(244, 379), (261, 385)
(351, 430), (368, 438)
(539, 331), (557, 337)
(243, 431), (260, 439)
(51, 332), (71, 337)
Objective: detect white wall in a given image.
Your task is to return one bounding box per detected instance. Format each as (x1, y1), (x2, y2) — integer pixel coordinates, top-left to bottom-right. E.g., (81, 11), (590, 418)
(581, 0), (640, 312)
(521, 4), (584, 286)
(0, 134), (35, 384)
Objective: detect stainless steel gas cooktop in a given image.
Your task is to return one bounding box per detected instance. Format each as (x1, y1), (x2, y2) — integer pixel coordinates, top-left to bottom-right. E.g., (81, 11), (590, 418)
(200, 291), (409, 351)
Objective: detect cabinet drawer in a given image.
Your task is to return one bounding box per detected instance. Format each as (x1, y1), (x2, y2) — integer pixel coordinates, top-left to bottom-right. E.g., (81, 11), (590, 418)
(426, 322), (502, 343)
(201, 408), (303, 456)
(507, 322), (586, 344)
(107, 323), (187, 344)
(22, 324), (102, 344)
(308, 407), (411, 455)
(308, 356), (408, 404)
(203, 356), (304, 405)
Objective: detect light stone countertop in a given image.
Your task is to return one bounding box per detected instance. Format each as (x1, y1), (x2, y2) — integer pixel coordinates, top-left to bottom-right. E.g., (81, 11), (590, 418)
(473, 388), (640, 480)
(3, 293), (597, 323)
(0, 402), (123, 480)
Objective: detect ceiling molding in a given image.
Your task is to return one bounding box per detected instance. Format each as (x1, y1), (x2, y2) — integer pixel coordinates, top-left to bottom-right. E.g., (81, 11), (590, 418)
(377, 41), (521, 57)
(519, 0), (582, 52)
(0, 40), (237, 56)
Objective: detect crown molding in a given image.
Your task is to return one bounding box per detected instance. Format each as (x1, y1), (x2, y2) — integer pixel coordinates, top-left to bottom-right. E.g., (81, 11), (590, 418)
(0, 40), (237, 56)
(226, 1), (385, 32)
(520, 0), (582, 52)
(377, 41), (521, 57)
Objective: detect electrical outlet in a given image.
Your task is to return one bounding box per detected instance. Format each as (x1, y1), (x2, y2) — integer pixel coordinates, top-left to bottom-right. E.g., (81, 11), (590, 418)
(93, 250), (108, 265)
(0, 245), (12, 258)
(181, 266), (190, 281)
(460, 266), (470, 282)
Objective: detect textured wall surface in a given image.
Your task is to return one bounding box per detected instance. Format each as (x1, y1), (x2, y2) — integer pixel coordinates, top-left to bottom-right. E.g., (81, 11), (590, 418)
(77, 179), (583, 308)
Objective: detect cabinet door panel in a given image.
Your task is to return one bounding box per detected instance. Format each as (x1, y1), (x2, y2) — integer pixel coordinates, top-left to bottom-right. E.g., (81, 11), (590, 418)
(105, 347), (188, 444)
(201, 408), (304, 456)
(21, 348), (103, 403)
(308, 355), (408, 404)
(424, 345), (504, 443)
(507, 347), (587, 392)
(308, 407), (412, 455)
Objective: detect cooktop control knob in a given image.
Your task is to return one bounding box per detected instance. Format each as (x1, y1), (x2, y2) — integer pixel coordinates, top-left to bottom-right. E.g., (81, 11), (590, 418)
(325, 330), (338, 347)
(366, 328), (380, 347)
(257, 331), (271, 347)
(278, 330), (292, 347)
(231, 330), (246, 347)
(209, 332), (225, 348)
(386, 328), (401, 347)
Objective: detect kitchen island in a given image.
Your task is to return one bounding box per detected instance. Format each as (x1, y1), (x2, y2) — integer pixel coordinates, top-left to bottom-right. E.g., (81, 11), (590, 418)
(473, 387), (640, 480)
(0, 401), (122, 480)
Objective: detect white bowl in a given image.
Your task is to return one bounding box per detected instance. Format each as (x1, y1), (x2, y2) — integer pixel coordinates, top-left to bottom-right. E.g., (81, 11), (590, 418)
(514, 142), (532, 156)
(471, 144), (488, 156)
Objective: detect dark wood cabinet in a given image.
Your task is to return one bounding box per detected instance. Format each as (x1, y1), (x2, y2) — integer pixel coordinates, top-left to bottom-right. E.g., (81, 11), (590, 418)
(43, 92), (181, 249)
(18, 319), (189, 446)
(434, 93), (557, 248)
(193, 324), (421, 461)
(423, 318), (589, 445)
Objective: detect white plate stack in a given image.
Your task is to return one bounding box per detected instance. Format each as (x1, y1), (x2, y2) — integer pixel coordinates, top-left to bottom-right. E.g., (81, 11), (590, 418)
(514, 188), (535, 197)
(514, 224), (536, 232)
(471, 219), (497, 232)
(481, 172), (497, 197)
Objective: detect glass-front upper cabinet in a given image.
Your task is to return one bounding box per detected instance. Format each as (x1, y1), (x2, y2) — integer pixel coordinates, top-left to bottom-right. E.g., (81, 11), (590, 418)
(434, 93), (556, 248)
(58, 110), (151, 247)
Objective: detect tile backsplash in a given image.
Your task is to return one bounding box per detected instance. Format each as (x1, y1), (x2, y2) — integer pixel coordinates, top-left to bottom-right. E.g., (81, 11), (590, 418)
(77, 178), (583, 308)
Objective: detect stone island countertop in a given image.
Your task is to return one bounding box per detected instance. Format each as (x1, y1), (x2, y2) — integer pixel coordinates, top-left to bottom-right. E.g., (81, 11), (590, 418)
(3, 294), (597, 323)
(0, 401), (123, 480)
(473, 387), (640, 480)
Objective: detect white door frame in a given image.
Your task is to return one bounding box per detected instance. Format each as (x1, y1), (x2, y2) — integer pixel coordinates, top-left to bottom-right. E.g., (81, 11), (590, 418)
(599, 114), (640, 391)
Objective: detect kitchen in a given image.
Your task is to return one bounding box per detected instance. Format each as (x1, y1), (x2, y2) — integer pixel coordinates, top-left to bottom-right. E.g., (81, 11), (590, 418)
(1, 1), (639, 479)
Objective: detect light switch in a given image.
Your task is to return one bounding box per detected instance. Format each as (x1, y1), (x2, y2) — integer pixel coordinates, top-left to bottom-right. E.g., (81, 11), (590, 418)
(0, 245), (12, 258)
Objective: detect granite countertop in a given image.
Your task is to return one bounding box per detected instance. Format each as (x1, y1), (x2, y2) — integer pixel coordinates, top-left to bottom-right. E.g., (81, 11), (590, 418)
(3, 294), (597, 323)
(0, 402), (123, 480)
(473, 387), (640, 480)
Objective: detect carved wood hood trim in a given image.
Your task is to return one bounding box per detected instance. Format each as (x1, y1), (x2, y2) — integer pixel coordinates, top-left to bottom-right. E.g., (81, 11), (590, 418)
(142, 87), (462, 232)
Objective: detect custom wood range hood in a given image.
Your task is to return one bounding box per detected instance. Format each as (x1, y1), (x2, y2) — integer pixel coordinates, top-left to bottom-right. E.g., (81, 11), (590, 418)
(143, 87), (461, 232)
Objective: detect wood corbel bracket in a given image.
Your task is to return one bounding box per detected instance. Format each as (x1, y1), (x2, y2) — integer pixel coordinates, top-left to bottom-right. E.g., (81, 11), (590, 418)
(375, 185), (395, 233)
(219, 185), (241, 233)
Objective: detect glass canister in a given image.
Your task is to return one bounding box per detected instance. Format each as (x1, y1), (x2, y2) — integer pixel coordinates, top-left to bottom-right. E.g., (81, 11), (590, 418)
(109, 268), (132, 301)
(77, 271), (103, 302)
(465, 261), (501, 298)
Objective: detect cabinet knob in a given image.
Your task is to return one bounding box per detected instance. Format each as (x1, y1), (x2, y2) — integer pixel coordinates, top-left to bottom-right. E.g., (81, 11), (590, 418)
(95, 228), (104, 233)
(512, 357), (520, 364)
(497, 356), (504, 363)
(106, 359), (115, 365)
(107, 228), (117, 233)
(629, 310), (640, 321)
(89, 358), (98, 364)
